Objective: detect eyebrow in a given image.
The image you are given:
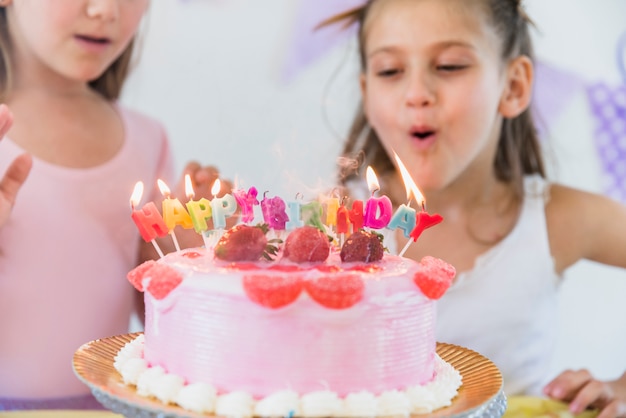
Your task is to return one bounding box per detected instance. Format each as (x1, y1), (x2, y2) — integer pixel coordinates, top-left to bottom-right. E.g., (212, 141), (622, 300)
(367, 40), (477, 58)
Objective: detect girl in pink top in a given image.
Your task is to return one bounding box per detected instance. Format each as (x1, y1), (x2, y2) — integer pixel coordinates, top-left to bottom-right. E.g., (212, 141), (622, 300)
(0, 0), (220, 410)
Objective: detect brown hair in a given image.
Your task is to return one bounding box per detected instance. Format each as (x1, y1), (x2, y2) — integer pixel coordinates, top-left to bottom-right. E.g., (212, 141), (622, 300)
(328, 0), (545, 202)
(0, 8), (137, 102)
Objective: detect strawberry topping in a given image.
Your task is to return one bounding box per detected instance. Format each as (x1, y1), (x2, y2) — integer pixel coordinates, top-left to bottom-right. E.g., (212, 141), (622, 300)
(283, 226), (330, 263)
(305, 274), (364, 309)
(340, 230), (384, 263)
(127, 260), (156, 291)
(145, 264), (184, 300)
(243, 274), (304, 309)
(413, 256), (456, 300)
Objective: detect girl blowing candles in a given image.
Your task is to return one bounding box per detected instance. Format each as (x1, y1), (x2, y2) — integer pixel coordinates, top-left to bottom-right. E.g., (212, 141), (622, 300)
(327, 0), (626, 416)
(0, 0), (218, 410)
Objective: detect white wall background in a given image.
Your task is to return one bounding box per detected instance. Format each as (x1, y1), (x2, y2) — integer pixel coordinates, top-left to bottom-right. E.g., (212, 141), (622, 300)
(122, 1), (626, 384)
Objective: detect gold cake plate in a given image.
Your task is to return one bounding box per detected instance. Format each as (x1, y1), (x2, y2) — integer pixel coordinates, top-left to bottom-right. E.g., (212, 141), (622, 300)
(73, 333), (507, 418)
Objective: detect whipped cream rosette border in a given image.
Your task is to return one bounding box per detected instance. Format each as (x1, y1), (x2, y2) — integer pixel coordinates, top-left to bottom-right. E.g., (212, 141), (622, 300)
(114, 335), (462, 417)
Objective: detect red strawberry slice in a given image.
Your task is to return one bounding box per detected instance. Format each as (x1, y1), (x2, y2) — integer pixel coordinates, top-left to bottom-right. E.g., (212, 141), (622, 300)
(145, 264), (184, 300)
(305, 274), (364, 309)
(127, 260), (156, 291)
(419, 256), (456, 280)
(243, 274), (304, 309)
(413, 256), (456, 300)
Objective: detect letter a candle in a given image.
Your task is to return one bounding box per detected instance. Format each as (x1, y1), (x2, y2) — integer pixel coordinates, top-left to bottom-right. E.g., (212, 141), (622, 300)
(393, 153), (443, 257)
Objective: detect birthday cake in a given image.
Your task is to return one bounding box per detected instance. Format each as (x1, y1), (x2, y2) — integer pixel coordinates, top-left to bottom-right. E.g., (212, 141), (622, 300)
(115, 225), (461, 417)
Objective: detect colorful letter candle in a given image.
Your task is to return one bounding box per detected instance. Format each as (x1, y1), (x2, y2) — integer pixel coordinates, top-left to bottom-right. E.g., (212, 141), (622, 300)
(184, 175), (212, 234)
(130, 181), (166, 258)
(233, 187), (259, 224)
(364, 166), (392, 229)
(409, 212), (443, 242)
(158, 179), (193, 251)
(210, 179), (237, 230)
(348, 200), (364, 233)
(393, 152), (444, 257)
(387, 204), (417, 238)
(301, 200), (324, 231)
(324, 196), (339, 227)
(285, 200), (304, 230)
(336, 201), (350, 234)
(261, 193), (290, 230)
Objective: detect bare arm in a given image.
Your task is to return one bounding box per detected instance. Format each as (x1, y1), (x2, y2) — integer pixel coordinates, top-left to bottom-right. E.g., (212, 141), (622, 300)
(546, 184), (626, 274)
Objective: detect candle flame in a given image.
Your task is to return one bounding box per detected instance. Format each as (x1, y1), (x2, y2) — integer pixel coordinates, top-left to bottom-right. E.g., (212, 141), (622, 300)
(184, 174), (195, 200)
(365, 166), (380, 195)
(393, 152), (425, 207)
(130, 181), (144, 209)
(211, 179), (221, 197)
(157, 179), (171, 197)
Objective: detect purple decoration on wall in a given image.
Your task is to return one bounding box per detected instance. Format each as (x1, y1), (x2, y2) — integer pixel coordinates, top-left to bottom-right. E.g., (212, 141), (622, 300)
(282, 0), (365, 82)
(532, 62), (585, 140)
(587, 83), (626, 202)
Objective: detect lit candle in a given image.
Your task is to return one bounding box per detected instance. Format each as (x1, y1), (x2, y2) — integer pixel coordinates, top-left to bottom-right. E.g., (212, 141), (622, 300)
(261, 192), (290, 230)
(210, 179), (237, 230)
(387, 160), (417, 238)
(158, 179), (193, 251)
(233, 186), (259, 224)
(184, 174), (212, 248)
(363, 166), (393, 229)
(130, 181), (166, 258)
(393, 153), (443, 257)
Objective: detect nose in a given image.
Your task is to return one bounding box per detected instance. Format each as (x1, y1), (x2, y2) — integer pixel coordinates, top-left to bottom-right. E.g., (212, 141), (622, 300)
(405, 71), (435, 107)
(86, 0), (119, 21)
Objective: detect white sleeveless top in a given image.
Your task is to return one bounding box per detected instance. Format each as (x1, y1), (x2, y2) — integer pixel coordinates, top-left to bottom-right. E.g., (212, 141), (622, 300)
(435, 175), (561, 396)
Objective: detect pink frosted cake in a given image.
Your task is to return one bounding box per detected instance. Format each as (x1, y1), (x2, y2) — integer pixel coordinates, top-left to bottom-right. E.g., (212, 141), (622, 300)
(114, 226), (461, 416)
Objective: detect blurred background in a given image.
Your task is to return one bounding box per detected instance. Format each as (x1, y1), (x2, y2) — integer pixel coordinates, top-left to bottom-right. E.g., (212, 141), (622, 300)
(122, 0), (626, 386)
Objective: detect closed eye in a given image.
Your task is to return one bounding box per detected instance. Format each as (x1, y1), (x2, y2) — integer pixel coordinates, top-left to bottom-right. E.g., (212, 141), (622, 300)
(376, 68), (402, 77)
(436, 65), (468, 72)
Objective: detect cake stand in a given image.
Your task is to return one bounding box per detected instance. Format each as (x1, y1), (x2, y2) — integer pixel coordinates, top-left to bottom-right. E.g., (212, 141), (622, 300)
(73, 333), (507, 418)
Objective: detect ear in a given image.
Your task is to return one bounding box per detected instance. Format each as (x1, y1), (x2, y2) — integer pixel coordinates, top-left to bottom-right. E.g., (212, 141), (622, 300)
(0, 0), (12, 7)
(498, 55), (533, 118)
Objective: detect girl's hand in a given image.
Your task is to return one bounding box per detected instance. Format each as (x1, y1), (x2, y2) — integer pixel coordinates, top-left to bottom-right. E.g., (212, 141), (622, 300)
(179, 161), (233, 200)
(0, 104), (32, 227)
(544, 369), (626, 418)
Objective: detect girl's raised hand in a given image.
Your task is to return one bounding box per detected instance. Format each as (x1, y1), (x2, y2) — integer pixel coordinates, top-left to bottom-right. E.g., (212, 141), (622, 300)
(0, 104), (32, 227)
(180, 161), (233, 200)
(544, 369), (626, 418)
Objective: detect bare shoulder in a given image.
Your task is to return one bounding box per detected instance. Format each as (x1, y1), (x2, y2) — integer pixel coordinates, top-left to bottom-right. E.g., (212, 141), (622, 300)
(546, 183), (626, 272)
